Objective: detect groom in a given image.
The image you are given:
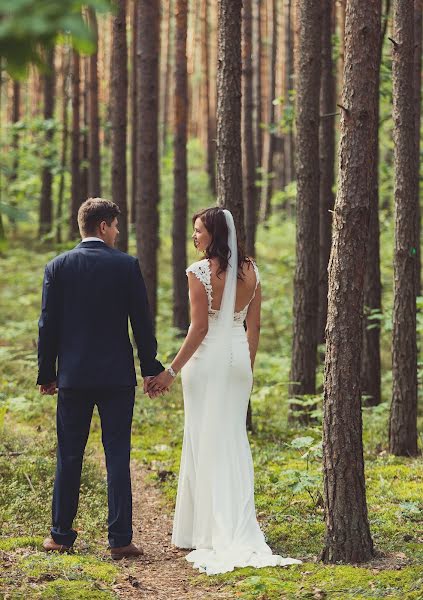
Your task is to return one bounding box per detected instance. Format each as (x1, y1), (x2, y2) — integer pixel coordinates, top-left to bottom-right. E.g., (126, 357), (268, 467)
(37, 197), (165, 559)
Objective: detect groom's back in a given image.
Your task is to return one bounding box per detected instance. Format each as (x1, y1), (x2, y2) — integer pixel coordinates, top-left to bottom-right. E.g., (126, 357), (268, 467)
(47, 242), (139, 388)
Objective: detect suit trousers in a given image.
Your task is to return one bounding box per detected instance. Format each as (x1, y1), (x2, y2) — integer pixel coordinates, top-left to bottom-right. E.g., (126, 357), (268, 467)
(51, 387), (135, 548)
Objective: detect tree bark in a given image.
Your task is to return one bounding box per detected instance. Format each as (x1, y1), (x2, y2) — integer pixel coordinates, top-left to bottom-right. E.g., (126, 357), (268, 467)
(80, 55), (89, 204)
(216, 0), (245, 244)
(253, 0), (263, 173)
(70, 50), (81, 239)
(136, 0), (161, 325)
(57, 45), (71, 244)
(201, 0), (216, 195)
(131, 0), (139, 225)
(389, 0), (418, 457)
(318, 0), (336, 345)
(321, 0), (380, 564)
(283, 0), (295, 185)
(111, 0), (128, 252)
(173, 0), (189, 332)
(361, 5), (383, 406)
(288, 0), (321, 420)
(161, 0), (173, 153)
(87, 7), (101, 197)
(259, 0), (277, 222)
(243, 0), (257, 257)
(414, 0), (422, 296)
(39, 47), (56, 235)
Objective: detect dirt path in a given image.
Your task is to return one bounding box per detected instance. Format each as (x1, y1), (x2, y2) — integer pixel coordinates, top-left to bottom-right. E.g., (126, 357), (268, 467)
(113, 465), (233, 600)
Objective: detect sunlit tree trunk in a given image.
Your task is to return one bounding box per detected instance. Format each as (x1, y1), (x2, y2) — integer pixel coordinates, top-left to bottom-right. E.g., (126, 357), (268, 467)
(39, 47), (56, 235)
(57, 45), (71, 244)
(87, 7), (101, 197)
(70, 50), (81, 239)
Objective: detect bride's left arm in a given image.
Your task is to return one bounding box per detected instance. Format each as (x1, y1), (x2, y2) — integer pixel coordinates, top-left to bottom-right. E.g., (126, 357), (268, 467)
(149, 273), (208, 392)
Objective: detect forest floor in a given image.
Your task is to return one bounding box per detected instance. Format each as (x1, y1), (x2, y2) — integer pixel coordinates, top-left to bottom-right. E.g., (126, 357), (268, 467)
(1, 217), (422, 599)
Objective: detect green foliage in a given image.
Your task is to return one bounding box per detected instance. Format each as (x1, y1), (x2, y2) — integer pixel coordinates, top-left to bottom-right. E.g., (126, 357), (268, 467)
(0, 0), (113, 77)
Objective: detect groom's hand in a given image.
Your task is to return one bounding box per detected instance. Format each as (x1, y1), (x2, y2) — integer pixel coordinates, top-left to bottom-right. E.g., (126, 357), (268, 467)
(147, 370), (174, 398)
(39, 381), (57, 395)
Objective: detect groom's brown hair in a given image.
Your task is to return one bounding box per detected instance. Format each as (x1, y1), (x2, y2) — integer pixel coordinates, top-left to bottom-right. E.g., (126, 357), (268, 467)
(78, 198), (121, 237)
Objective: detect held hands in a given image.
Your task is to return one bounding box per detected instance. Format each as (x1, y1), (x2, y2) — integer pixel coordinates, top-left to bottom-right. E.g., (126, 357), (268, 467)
(39, 381), (57, 395)
(143, 369), (176, 398)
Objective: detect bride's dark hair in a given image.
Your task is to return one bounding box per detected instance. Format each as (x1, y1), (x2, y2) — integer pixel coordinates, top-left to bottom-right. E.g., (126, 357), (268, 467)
(192, 207), (251, 278)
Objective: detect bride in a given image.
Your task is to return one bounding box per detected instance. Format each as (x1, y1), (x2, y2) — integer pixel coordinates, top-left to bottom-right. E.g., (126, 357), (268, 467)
(148, 207), (302, 575)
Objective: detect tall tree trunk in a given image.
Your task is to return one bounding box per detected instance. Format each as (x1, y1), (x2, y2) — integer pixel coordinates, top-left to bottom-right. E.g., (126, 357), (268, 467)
(161, 0), (173, 153)
(283, 0), (295, 185)
(39, 47), (56, 236)
(87, 7), (101, 197)
(259, 0), (277, 222)
(70, 50), (81, 239)
(414, 0), (422, 296)
(57, 45), (71, 244)
(131, 0), (139, 225)
(201, 0), (216, 194)
(361, 5), (383, 406)
(136, 0), (161, 324)
(8, 80), (20, 229)
(216, 0), (245, 244)
(253, 0), (263, 172)
(321, 0), (380, 564)
(80, 56), (89, 203)
(243, 0), (257, 257)
(288, 0), (321, 421)
(111, 0), (128, 252)
(173, 0), (189, 332)
(337, 0), (346, 99)
(318, 0), (336, 345)
(389, 0), (418, 457)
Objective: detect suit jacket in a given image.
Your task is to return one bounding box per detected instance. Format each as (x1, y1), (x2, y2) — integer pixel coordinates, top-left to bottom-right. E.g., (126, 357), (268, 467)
(37, 240), (164, 388)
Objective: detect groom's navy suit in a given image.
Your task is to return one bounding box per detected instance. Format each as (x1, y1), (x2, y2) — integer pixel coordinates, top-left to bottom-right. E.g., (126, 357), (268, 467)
(37, 240), (164, 547)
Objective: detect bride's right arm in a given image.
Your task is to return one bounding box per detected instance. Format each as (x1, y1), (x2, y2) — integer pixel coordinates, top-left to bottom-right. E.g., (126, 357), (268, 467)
(169, 273), (209, 374)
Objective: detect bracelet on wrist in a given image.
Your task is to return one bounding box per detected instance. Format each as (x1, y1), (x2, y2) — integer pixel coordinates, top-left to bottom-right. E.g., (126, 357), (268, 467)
(167, 365), (177, 378)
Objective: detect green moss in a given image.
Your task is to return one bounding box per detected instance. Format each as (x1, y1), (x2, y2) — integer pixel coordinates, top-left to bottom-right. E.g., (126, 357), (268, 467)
(0, 536), (43, 551)
(19, 553), (118, 584)
(41, 580), (116, 599)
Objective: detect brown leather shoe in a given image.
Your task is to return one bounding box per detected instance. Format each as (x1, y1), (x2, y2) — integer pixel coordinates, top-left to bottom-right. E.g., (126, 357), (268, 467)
(42, 537), (73, 553)
(110, 542), (143, 560)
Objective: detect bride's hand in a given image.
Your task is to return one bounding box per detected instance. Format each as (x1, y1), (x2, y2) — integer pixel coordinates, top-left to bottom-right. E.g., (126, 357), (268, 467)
(147, 370), (175, 398)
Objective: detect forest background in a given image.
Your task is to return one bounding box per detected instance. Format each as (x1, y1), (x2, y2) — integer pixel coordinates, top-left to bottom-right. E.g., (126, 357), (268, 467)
(0, 1), (422, 598)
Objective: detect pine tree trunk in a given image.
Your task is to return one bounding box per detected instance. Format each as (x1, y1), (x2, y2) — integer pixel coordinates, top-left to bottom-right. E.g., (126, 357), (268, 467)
(259, 0), (277, 222)
(288, 0), (321, 420)
(57, 45), (71, 244)
(87, 8), (101, 197)
(321, 0), (380, 564)
(39, 47), (56, 235)
(8, 80), (20, 229)
(173, 0), (189, 332)
(70, 50), (81, 239)
(161, 0), (173, 153)
(337, 0), (346, 98)
(111, 0), (128, 252)
(414, 0), (422, 296)
(243, 0), (257, 257)
(216, 0), (245, 244)
(389, 0), (418, 457)
(201, 0), (216, 195)
(253, 0), (263, 172)
(131, 0), (139, 225)
(80, 56), (89, 203)
(136, 0), (161, 325)
(361, 7), (383, 406)
(318, 0), (336, 345)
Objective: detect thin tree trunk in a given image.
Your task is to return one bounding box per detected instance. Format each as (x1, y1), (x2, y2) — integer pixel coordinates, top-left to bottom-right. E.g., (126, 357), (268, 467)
(173, 0), (189, 332)
(243, 0), (257, 257)
(414, 0), (422, 296)
(201, 0), (216, 194)
(288, 0), (321, 422)
(57, 45), (71, 244)
(216, 0), (245, 244)
(284, 0), (294, 184)
(253, 0), (263, 172)
(80, 56), (89, 203)
(87, 7), (101, 197)
(361, 6), (383, 406)
(8, 80), (20, 229)
(321, 0), (380, 564)
(39, 47), (56, 236)
(136, 0), (161, 325)
(318, 0), (336, 345)
(161, 0), (173, 153)
(260, 0), (277, 222)
(70, 50), (81, 239)
(389, 0), (418, 457)
(111, 0), (128, 252)
(131, 0), (139, 225)
(337, 0), (346, 99)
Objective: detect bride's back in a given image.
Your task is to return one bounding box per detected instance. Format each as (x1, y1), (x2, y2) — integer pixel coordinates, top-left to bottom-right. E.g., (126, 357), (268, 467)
(208, 257), (258, 313)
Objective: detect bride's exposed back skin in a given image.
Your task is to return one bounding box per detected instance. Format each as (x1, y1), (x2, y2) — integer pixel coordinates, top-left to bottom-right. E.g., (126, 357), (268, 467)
(147, 207), (302, 575)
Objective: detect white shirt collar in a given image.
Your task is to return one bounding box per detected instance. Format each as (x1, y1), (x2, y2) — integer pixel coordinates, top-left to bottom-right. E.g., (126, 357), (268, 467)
(81, 237), (105, 243)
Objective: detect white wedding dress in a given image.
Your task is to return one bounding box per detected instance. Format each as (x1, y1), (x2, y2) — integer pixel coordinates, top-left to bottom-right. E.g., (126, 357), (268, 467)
(171, 214), (302, 576)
